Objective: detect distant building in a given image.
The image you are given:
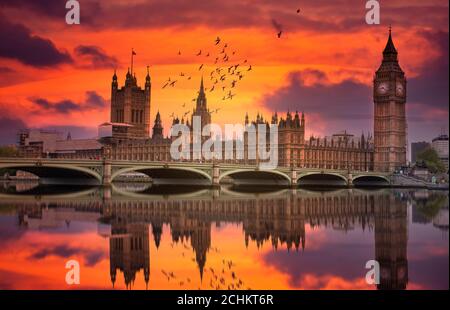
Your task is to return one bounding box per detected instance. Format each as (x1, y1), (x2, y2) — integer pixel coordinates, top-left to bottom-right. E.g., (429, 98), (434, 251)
(17, 129), (63, 158)
(18, 129), (102, 159)
(411, 142), (430, 163)
(431, 134), (449, 169)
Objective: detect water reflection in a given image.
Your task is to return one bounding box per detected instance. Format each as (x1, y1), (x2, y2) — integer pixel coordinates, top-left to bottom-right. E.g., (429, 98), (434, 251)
(0, 182), (448, 290)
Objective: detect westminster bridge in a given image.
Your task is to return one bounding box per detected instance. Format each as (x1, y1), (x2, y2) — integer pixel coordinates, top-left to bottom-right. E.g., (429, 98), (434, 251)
(0, 158), (391, 187)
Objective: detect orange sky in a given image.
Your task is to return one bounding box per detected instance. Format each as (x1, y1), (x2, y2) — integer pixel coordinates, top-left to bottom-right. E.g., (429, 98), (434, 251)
(0, 0), (448, 143)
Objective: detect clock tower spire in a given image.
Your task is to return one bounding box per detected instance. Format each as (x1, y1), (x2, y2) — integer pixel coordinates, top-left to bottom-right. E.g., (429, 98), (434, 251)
(373, 27), (407, 172)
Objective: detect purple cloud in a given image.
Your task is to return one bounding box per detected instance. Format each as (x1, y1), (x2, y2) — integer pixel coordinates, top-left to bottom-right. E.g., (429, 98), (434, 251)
(74, 45), (119, 69)
(29, 244), (105, 267)
(1, 1), (447, 32)
(29, 91), (108, 114)
(0, 16), (72, 67)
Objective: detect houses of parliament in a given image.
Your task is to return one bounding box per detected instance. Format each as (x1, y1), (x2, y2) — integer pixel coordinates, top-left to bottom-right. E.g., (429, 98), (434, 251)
(19, 29), (407, 173)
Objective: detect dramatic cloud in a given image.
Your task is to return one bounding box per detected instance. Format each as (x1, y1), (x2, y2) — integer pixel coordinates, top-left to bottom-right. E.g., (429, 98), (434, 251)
(1, 0), (447, 32)
(0, 0), (102, 24)
(29, 244), (105, 267)
(29, 91), (108, 114)
(0, 17), (72, 67)
(0, 66), (13, 73)
(261, 70), (372, 120)
(0, 0), (68, 18)
(408, 30), (449, 113)
(405, 30), (449, 140)
(259, 69), (373, 135)
(74, 45), (119, 69)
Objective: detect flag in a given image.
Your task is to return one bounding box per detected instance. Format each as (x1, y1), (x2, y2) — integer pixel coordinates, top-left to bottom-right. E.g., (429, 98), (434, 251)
(132, 49), (136, 55)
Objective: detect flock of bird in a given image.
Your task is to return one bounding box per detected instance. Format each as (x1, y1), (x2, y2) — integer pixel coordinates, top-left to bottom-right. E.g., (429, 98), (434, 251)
(161, 36), (252, 120)
(162, 7), (302, 121)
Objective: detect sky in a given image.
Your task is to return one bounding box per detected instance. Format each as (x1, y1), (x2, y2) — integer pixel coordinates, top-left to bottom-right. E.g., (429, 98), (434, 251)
(0, 0), (448, 145)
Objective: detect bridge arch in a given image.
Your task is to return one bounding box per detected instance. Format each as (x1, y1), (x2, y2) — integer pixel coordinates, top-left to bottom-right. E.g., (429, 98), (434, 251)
(111, 166), (212, 185)
(352, 175), (390, 186)
(219, 169), (291, 186)
(297, 172), (348, 187)
(0, 163), (102, 184)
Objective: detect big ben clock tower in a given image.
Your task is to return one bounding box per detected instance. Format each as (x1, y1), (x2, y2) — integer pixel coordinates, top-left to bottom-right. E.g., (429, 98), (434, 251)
(373, 28), (407, 172)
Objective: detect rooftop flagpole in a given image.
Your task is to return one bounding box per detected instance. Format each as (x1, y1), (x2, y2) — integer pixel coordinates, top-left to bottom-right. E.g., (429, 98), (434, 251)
(131, 48), (136, 75)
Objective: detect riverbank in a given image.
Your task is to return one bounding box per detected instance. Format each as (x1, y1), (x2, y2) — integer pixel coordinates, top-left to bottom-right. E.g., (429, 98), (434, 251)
(391, 174), (449, 190)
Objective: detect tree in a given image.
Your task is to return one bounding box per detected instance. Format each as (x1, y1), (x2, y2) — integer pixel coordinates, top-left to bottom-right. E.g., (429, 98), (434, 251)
(417, 147), (446, 173)
(0, 146), (18, 158)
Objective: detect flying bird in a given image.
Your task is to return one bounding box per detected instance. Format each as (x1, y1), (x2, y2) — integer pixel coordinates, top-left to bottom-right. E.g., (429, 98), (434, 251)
(199, 64), (204, 70)
(215, 36), (221, 45)
(196, 50), (202, 56)
(271, 19), (283, 38)
(296, 8), (301, 14)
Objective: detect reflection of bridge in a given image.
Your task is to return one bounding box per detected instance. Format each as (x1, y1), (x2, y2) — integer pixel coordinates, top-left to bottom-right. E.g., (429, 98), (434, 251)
(3, 187), (408, 290)
(0, 158), (391, 187)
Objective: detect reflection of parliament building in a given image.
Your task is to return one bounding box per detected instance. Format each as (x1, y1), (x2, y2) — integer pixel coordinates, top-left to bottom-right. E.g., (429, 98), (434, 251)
(10, 188), (420, 289)
(19, 30), (407, 173)
(109, 222), (150, 289)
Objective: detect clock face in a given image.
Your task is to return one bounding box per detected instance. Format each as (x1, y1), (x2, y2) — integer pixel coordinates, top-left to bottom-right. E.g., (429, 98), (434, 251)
(396, 82), (404, 96)
(377, 82), (389, 95)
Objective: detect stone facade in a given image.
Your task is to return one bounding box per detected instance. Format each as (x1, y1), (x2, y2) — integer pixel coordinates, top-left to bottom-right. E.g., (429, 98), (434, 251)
(110, 67), (151, 139)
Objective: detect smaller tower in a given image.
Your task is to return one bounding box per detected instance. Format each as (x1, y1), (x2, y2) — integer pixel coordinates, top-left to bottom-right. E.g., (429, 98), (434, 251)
(152, 111), (164, 139)
(191, 77), (212, 136)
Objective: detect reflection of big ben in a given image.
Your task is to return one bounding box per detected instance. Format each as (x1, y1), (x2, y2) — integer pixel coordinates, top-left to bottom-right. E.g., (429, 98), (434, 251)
(109, 222), (150, 289)
(375, 194), (408, 290)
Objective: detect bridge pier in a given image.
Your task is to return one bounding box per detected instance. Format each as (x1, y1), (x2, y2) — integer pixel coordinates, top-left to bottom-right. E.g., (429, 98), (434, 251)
(290, 169), (298, 188)
(102, 160), (112, 186)
(347, 172), (354, 188)
(212, 164), (220, 188)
